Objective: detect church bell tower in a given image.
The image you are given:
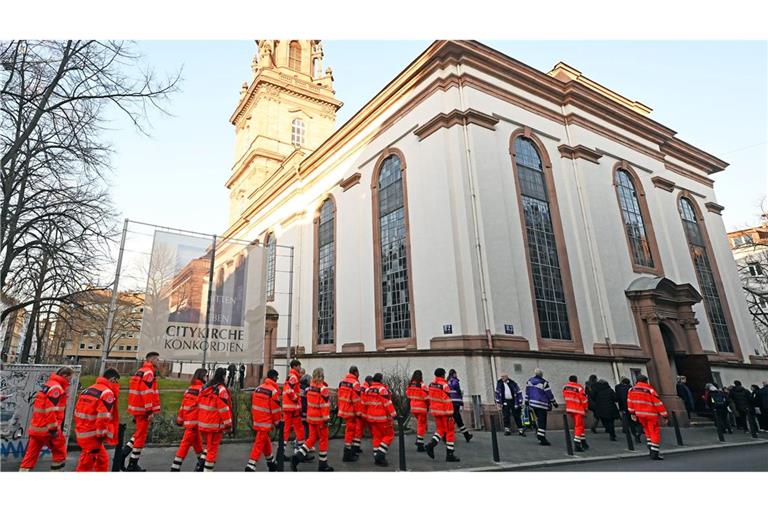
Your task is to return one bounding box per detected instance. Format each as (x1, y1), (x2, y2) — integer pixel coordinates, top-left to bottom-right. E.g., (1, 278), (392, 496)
(226, 40), (342, 224)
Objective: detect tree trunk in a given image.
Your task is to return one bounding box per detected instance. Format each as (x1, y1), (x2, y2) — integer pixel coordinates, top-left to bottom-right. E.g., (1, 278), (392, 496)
(20, 252), (49, 363)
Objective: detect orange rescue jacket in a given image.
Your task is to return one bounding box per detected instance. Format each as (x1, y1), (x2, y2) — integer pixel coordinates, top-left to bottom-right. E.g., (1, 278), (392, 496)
(337, 373), (361, 419)
(363, 382), (396, 423)
(406, 380), (429, 415)
(563, 382), (588, 416)
(251, 377), (281, 431)
(428, 377), (453, 417)
(306, 380), (331, 424)
(128, 362), (160, 416)
(198, 383), (233, 432)
(176, 379), (204, 428)
(29, 373), (69, 437)
(282, 368), (302, 412)
(74, 377), (119, 445)
(627, 381), (668, 419)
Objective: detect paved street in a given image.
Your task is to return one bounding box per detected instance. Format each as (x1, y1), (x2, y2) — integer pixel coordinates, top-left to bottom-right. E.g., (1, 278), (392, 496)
(2, 425), (767, 472)
(528, 444), (768, 471)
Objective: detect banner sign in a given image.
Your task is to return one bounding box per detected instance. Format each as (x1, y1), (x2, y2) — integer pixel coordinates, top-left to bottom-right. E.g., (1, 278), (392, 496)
(1, 364), (81, 460)
(137, 231), (267, 363)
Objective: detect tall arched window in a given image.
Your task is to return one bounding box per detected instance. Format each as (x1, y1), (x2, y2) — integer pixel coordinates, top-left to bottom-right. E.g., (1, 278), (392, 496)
(314, 198), (335, 347)
(372, 151), (414, 346)
(678, 197), (734, 353)
(289, 41), (302, 72)
(613, 165), (660, 273)
(512, 134), (574, 342)
(264, 232), (276, 302)
(291, 118), (305, 147)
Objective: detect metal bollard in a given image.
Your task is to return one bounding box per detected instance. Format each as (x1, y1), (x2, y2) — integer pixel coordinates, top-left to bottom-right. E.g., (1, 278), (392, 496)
(276, 421), (285, 471)
(747, 409), (759, 439)
(620, 412), (635, 451)
(562, 413), (574, 456)
(397, 416), (407, 471)
(111, 423), (127, 471)
(670, 411), (684, 446)
(489, 412), (500, 462)
(713, 410), (726, 442)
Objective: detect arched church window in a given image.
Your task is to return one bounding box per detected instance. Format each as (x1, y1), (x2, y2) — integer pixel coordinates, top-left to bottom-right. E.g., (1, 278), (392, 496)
(291, 118), (305, 146)
(614, 168), (655, 270)
(315, 198), (335, 346)
(265, 232), (276, 302)
(289, 41), (302, 72)
(678, 197), (733, 352)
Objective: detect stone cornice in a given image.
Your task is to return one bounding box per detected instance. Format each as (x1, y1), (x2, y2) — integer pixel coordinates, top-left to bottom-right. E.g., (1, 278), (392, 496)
(651, 176), (676, 192)
(557, 144), (602, 163)
(705, 201), (725, 215)
(338, 172), (361, 191)
(413, 108), (499, 140)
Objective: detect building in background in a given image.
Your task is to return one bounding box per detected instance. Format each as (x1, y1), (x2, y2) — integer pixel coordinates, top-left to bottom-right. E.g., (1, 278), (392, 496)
(728, 217), (768, 359)
(51, 290), (144, 363)
(217, 40), (767, 421)
(1, 294), (28, 363)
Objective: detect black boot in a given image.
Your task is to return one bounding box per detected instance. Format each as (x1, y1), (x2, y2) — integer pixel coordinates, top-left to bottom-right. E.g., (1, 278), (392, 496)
(518, 429), (526, 437)
(373, 450), (389, 467)
(118, 445), (132, 470)
(125, 458), (146, 472)
(446, 450), (460, 462)
(574, 441), (583, 452)
(342, 447), (357, 462)
(416, 443), (425, 452)
(463, 431), (473, 442)
(425, 439), (437, 459)
(504, 428), (512, 436)
(318, 460), (334, 472)
(267, 460), (278, 472)
(610, 434), (617, 441)
(290, 451), (305, 472)
(245, 466), (256, 472)
(303, 451), (315, 462)
(581, 439), (589, 450)
(539, 437), (551, 446)
(650, 449), (663, 460)
(194, 458), (205, 472)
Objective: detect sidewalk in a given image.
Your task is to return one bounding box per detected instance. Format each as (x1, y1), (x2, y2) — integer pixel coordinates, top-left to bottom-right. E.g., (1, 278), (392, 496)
(2, 426), (767, 472)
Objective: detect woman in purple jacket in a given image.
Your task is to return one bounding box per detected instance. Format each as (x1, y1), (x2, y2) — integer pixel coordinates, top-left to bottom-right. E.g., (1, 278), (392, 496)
(447, 369), (473, 442)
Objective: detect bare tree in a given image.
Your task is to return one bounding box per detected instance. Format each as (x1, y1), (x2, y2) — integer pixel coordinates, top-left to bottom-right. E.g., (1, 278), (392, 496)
(1, 40), (179, 361)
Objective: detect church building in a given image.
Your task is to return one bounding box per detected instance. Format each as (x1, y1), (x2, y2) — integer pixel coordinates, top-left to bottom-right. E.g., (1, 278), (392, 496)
(221, 40), (768, 419)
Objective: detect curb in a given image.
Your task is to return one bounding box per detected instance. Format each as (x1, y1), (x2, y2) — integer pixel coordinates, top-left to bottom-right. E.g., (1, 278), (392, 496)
(461, 439), (768, 472)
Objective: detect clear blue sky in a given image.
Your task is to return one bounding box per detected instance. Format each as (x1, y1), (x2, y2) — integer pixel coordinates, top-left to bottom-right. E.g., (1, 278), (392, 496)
(109, 40), (767, 237)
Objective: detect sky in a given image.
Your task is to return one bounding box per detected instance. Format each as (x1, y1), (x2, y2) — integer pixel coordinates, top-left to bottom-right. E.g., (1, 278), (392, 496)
(107, 40), (767, 241)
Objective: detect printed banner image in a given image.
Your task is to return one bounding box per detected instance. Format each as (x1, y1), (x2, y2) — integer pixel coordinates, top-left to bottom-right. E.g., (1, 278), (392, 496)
(137, 231), (267, 363)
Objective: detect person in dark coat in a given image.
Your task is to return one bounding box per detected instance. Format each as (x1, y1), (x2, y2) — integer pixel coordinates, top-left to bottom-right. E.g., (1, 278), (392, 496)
(615, 377), (642, 442)
(728, 381), (752, 432)
(704, 383), (732, 434)
(758, 381), (768, 432)
(676, 376), (695, 419)
(592, 379), (619, 440)
(447, 369), (472, 442)
(495, 374), (525, 436)
(226, 363), (237, 388)
(585, 374), (600, 433)
(238, 364), (245, 389)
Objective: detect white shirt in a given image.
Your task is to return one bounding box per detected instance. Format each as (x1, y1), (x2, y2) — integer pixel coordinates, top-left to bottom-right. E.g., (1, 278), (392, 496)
(503, 381), (513, 400)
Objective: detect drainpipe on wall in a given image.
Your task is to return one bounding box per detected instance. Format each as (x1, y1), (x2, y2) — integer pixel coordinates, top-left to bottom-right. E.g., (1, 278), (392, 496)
(560, 106), (621, 384)
(457, 64), (498, 388)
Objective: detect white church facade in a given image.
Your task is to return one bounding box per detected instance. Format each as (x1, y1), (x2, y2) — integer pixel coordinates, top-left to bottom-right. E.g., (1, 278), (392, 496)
(221, 40), (768, 417)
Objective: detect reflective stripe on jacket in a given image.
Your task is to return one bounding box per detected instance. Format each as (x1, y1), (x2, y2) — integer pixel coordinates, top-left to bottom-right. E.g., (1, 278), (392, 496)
(198, 383), (232, 432)
(524, 375), (557, 411)
(251, 378), (281, 431)
(306, 381), (331, 424)
(406, 381), (429, 414)
(74, 377), (119, 445)
(363, 382), (396, 423)
(627, 381), (668, 418)
(29, 373), (69, 437)
(563, 382), (588, 415)
(128, 362), (160, 416)
(282, 368), (302, 412)
(337, 374), (361, 418)
(428, 378), (453, 417)
(176, 380), (203, 428)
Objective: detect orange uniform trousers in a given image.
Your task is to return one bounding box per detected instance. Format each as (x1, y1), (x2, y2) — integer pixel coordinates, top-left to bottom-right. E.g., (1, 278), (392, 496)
(434, 416), (456, 442)
(131, 415), (150, 449)
(203, 431), (223, 464)
(569, 413), (585, 439)
(370, 421), (394, 450)
(638, 416), (662, 446)
(249, 430), (273, 461)
(343, 415), (360, 445)
(304, 422), (329, 453)
(283, 411), (305, 443)
(75, 440), (110, 472)
(20, 433), (67, 470)
(413, 413), (428, 439)
(175, 427), (203, 459)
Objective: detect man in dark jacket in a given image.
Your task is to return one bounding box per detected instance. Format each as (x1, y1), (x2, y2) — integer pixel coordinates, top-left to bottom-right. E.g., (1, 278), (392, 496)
(758, 381), (768, 432)
(592, 379), (619, 440)
(728, 381), (752, 432)
(615, 377), (641, 442)
(495, 374), (525, 436)
(705, 383), (732, 434)
(447, 369), (472, 442)
(676, 376), (695, 419)
(585, 374), (600, 433)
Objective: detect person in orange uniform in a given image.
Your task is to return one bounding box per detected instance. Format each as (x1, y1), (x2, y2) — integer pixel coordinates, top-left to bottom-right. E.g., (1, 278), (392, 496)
(74, 368), (121, 472)
(19, 366), (74, 471)
(337, 365), (362, 462)
(170, 368), (208, 472)
(406, 369), (429, 452)
(627, 374), (668, 460)
(563, 375), (590, 452)
(362, 372), (397, 467)
(354, 375), (373, 456)
(282, 359), (309, 459)
(122, 351), (161, 471)
(292, 368), (333, 471)
(246, 369), (281, 472)
(197, 368), (232, 471)
(426, 367), (460, 462)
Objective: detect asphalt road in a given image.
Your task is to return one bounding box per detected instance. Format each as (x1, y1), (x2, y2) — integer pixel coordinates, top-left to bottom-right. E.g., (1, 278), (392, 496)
(528, 444), (768, 471)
